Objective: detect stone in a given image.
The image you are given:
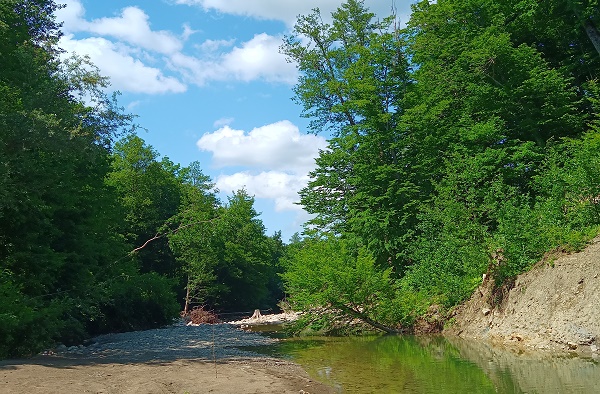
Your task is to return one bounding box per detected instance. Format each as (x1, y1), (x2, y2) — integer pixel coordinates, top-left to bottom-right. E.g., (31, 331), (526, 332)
(482, 308), (491, 316)
(510, 333), (523, 341)
(591, 344), (598, 352)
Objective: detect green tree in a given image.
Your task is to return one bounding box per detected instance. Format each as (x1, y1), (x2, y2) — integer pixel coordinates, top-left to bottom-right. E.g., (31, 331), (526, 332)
(211, 190), (272, 311)
(282, 236), (401, 332)
(0, 0), (151, 356)
(167, 162), (220, 314)
(282, 0), (419, 269)
(283, 0), (600, 329)
(403, 0), (589, 284)
(107, 135), (183, 276)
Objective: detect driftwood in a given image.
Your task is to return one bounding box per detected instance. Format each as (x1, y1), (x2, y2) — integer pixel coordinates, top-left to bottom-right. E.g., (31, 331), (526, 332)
(250, 309), (262, 320)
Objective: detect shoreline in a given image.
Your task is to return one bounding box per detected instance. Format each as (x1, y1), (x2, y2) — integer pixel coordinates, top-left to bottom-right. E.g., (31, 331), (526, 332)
(0, 323), (334, 394)
(0, 357), (334, 394)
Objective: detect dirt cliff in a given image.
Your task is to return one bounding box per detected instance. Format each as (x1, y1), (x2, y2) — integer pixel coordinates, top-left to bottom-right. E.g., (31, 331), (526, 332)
(446, 237), (600, 355)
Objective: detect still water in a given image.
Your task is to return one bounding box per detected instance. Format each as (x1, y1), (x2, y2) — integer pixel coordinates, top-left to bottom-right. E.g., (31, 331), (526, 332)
(246, 328), (600, 393)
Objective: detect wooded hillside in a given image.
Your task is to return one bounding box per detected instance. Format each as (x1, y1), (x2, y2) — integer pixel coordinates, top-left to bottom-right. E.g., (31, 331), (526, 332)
(281, 0), (600, 333)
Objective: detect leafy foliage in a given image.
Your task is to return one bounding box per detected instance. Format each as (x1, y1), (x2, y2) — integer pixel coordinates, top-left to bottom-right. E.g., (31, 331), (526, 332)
(0, 0), (282, 358)
(282, 236), (400, 331)
(282, 0), (600, 331)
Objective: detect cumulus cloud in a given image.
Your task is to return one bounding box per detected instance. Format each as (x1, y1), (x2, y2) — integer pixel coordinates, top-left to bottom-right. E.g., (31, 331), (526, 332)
(222, 33), (297, 83)
(57, 1), (182, 54)
(174, 0), (409, 26)
(170, 33), (297, 85)
(197, 120), (326, 172)
(55, 0), (86, 30)
(216, 171), (309, 212)
(198, 120), (327, 212)
(56, 1), (297, 91)
(59, 35), (187, 94)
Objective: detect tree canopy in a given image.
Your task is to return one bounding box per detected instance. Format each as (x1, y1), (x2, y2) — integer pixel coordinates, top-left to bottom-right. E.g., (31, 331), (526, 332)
(0, 0), (284, 358)
(282, 0), (600, 333)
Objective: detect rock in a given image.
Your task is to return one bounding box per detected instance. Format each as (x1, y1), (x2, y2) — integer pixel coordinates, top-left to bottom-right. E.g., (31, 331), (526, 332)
(510, 333), (523, 341)
(591, 344), (598, 352)
(56, 344), (67, 352)
(567, 342), (578, 350)
(482, 308), (491, 316)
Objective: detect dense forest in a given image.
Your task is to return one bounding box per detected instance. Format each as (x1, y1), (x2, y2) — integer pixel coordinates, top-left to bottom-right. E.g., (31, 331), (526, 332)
(2, 0), (600, 358)
(280, 0), (600, 332)
(0, 0), (284, 358)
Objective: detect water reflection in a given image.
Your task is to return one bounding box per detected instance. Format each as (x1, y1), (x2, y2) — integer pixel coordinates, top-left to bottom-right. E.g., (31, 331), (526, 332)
(250, 333), (600, 393)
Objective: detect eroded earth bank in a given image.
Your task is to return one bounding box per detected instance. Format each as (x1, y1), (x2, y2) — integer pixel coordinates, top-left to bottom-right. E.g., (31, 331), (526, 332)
(447, 237), (600, 355)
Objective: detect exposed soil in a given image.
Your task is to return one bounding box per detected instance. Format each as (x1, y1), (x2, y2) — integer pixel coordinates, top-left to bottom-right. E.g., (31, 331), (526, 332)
(0, 324), (334, 394)
(0, 357), (332, 394)
(446, 236), (600, 355)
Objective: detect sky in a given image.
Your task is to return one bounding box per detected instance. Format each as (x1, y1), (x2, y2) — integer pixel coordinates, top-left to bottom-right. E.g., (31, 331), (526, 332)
(54, 0), (415, 242)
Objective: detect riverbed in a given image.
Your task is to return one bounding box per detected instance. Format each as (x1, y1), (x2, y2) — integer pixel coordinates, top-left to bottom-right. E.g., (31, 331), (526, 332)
(2, 322), (599, 393)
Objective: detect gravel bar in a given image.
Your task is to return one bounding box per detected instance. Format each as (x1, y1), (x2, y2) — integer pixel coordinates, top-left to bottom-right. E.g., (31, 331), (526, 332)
(52, 323), (278, 363)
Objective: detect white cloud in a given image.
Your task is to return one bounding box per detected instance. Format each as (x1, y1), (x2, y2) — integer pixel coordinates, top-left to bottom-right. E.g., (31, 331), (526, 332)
(197, 120), (326, 172)
(182, 23), (199, 41)
(57, 1), (297, 90)
(222, 33), (297, 83)
(169, 33), (297, 85)
(198, 120), (327, 212)
(198, 38), (236, 53)
(55, 0), (86, 30)
(174, 0), (410, 26)
(216, 171), (309, 212)
(59, 35), (187, 94)
(213, 117), (234, 128)
(57, 1), (183, 54)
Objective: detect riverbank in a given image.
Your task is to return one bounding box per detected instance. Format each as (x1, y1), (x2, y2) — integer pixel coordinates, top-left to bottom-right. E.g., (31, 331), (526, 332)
(0, 324), (334, 394)
(447, 236), (600, 356)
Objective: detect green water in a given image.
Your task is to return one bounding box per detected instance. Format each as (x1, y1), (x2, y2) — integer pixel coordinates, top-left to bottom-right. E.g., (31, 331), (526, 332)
(246, 329), (600, 393)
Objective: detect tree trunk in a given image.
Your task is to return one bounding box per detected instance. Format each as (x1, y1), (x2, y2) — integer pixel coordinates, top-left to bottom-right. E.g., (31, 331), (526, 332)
(583, 20), (600, 57)
(183, 276), (192, 315)
(338, 304), (404, 334)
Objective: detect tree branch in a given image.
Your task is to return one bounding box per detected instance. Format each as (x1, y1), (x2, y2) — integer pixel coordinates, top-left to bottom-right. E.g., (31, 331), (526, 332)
(130, 217), (219, 254)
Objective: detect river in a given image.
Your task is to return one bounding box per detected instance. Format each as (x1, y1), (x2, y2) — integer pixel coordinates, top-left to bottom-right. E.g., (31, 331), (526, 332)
(245, 327), (600, 393)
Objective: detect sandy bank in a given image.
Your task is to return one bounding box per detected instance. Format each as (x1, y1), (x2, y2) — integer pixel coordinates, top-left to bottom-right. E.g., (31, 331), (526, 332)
(447, 236), (600, 355)
(0, 324), (333, 394)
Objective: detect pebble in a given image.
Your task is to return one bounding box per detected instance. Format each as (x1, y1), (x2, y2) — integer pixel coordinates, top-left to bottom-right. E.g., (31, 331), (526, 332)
(50, 324), (277, 363)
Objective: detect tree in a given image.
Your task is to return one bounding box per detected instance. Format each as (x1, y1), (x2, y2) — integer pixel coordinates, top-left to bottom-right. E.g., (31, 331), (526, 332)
(167, 162), (220, 314)
(107, 135), (183, 276)
(282, 236), (401, 332)
(283, 0), (600, 329)
(0, 0), (154, 356)
(282, 0), (419, 269)
(404, 0), (588, 280)
(211, 190), (272, 311)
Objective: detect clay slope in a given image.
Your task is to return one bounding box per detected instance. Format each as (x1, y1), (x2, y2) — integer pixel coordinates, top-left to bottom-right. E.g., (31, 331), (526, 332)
(446, 237), (600, 355)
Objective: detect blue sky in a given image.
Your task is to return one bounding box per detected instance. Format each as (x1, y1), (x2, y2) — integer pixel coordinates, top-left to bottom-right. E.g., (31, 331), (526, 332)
(54, 0), (414, 242)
